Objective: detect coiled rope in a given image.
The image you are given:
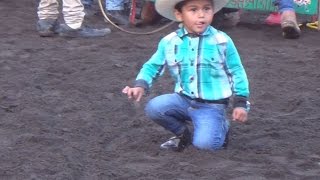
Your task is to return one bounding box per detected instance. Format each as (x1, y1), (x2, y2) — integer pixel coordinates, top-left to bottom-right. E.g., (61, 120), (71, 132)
(98, 0), (175, 35)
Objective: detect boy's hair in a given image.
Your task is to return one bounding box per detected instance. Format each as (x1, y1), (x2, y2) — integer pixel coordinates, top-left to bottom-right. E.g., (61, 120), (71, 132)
(174, 0), (214, 12)
(174, 1), (186, 12)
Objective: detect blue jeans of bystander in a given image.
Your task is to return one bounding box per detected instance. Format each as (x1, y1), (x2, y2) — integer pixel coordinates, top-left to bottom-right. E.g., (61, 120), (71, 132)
(106, 0), (126, 10)
(274, 0), (295, 12)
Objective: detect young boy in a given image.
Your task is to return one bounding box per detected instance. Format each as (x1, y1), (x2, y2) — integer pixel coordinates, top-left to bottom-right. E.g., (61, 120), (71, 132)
(122, 0), (250, 151)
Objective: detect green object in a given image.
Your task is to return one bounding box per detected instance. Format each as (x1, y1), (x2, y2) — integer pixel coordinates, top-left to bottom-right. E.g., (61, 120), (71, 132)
(150, 0), (318, 15)
(225, 0), (318, 15)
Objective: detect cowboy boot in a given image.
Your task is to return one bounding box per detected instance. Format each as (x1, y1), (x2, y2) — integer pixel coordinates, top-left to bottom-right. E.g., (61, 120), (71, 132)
(106, 10), (129, 25)
(37, 19), (59, 37)
(281, 10), (301, 39)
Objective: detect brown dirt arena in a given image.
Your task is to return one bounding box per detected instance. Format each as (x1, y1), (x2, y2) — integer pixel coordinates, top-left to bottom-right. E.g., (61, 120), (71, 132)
(1, 0), (320, 179)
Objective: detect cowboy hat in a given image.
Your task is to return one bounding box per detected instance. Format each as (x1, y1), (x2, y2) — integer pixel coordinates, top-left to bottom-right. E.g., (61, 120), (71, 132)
(155, 0), (229, 21)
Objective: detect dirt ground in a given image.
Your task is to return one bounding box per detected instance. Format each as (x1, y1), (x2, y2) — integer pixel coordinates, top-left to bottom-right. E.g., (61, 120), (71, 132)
(1, 0), (320, 179)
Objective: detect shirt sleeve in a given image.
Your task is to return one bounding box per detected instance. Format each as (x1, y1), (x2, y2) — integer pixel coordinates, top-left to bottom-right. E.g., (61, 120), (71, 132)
(134, 38), (167, 91)
(224, 34), (250, 107)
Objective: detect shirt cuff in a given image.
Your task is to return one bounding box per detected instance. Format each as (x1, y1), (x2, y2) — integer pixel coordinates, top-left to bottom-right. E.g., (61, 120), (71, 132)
(233, 96), (250, 111)
(134, 79), (149, 91)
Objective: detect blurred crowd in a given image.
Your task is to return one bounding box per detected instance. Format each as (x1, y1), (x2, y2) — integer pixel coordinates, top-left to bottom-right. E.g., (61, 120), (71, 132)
(35, 0), (301, 39)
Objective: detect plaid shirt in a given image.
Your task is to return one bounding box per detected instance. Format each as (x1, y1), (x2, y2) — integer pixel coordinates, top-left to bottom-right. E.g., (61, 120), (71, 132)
(135, 26), (249, 103)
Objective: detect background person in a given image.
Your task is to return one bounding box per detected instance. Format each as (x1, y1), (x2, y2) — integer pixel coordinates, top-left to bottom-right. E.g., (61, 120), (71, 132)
(37, 0), (110, 37)
(265, 0), (301, 39)
(81, 0), (129, 25)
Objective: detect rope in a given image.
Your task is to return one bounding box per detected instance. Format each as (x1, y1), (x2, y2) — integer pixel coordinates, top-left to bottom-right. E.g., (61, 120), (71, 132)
(98, 0), (175, 35)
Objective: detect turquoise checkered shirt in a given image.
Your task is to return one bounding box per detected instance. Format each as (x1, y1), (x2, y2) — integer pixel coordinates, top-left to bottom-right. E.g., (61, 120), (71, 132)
(135, 26), (249, 106)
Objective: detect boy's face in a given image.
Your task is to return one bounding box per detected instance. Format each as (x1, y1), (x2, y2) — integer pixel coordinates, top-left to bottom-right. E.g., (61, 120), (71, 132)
(174, 0), (214, 34)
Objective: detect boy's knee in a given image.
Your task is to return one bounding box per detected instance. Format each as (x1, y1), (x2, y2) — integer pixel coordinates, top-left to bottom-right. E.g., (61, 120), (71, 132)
(144, 100), (160, 119)
(144, 95), (167, 117)
(193, 138), (224, 150)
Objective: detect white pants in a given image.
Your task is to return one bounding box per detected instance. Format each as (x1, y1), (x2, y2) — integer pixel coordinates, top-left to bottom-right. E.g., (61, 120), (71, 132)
(37, 0), (85, 29)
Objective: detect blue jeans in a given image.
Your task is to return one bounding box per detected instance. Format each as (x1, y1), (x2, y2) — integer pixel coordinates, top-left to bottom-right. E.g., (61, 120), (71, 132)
(81, 0), (126, 10)
(274, 0), (295, 12)
(106, 0), (126, 10)
(145, 93), (230, 151)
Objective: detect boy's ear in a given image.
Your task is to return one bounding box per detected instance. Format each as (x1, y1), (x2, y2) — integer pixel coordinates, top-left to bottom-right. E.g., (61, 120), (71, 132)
(174, 10), (183, 22)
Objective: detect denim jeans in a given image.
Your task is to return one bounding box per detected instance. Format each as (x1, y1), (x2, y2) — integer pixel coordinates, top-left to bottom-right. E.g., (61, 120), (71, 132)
(80, 0), (126, 10)
(274, 0), (295, 12)
(106, 0), (127, 10)
(145, 93), (230, 150)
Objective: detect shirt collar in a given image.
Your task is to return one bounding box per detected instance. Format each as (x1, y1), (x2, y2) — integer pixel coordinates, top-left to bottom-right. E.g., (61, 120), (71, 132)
(176, 26), (217, 38)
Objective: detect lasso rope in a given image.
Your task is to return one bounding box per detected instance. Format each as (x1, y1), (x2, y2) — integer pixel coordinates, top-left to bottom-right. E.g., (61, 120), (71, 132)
(98, 0), (175, 35)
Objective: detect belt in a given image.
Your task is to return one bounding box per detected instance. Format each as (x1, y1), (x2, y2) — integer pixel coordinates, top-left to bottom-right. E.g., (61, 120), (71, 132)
(179, 93), (228, 105)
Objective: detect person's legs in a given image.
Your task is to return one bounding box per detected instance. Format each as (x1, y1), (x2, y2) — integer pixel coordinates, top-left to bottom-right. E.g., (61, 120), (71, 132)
(277, 0), (301, 39)
(145, 93), (192, 151)
(37, 0), (110, 37)
(37, 0), (59, 20)
(189, 103), (229, 150)
(57, 0), (110, 37)
(145, 93), (191, 136)
(276, 0), (294, 12)
(37, 0), (60, 37)
(105, 0), (128, 25)
(62, 0), (85, 29)
(145, 93), (230, 151)
(106, 0), (125, 10)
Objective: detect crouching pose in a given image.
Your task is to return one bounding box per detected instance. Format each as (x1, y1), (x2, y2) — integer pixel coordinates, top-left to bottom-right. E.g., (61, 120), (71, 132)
(122, 0), (250, 151)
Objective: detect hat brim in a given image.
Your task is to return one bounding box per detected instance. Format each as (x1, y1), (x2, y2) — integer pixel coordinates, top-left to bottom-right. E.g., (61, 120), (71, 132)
(155, 0), (229, 21)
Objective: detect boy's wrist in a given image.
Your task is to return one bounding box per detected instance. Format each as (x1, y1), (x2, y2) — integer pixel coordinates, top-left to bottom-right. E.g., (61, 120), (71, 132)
(134, 79), (149, 93)
(233, 96), (250, 112)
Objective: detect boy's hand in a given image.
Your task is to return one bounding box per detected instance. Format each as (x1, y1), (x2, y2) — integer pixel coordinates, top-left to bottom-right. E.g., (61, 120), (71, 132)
(122, 86), (145, 102)
(232, 107), (248, 123)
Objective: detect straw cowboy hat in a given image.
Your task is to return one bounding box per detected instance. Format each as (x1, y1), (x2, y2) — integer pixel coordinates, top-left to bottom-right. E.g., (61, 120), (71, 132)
(155, 0), (229, 21)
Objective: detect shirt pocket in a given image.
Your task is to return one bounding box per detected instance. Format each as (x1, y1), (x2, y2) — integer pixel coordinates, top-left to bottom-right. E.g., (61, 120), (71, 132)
(202, 47), (224, 70)
(200, 47), (227, 80)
